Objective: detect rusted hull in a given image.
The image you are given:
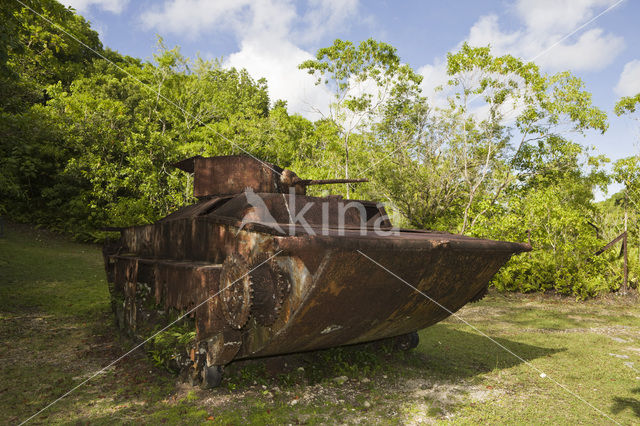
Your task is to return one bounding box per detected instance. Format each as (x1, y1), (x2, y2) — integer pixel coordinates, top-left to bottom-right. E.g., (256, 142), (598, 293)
(242, 237), (517, 358)
(105, 216), (528, 367)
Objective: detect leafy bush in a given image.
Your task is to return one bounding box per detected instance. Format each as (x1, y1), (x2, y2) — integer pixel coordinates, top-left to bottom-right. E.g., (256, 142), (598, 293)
(146, 322), (196, 371)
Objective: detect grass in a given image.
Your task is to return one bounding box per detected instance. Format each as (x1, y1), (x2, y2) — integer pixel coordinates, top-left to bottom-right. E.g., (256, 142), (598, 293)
(1, 223), (640, 424)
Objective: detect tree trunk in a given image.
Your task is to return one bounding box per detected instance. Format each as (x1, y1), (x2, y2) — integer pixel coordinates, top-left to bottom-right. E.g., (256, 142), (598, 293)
(344, 135), (350, 198)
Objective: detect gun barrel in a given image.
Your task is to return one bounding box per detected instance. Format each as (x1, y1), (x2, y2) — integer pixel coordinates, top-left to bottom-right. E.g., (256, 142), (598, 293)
(297, 178), (369, 186)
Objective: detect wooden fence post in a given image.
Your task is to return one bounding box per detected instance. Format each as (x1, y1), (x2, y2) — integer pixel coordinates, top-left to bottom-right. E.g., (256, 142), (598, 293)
(623, 231), (628, 293)
(593, 230), (629, 294)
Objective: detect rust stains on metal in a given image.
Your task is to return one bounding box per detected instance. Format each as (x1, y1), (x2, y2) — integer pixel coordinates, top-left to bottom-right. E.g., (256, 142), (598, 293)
(104, 155), (530, 387)
(172, 155), (369, 197)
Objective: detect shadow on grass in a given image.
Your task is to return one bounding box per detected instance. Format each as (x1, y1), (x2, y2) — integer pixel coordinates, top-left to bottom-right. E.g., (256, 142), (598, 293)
(415, 323), (563, 379)
(223, 323), (562, 388)
(611, 387), (640, 418)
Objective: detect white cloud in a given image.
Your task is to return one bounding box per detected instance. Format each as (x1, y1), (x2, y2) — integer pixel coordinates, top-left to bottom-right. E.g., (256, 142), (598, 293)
(535, 28), (624, 71)
(515, 0), (615, 35)
(416, 61), (449, 106)
(141, 0), (299, 41)
(141, 0), (624, 120)
(61, 0), (128, 14)
(141, 0), (253, 39)
(141, 0), (360, 118)
(464, 0), (624, 72)
(418, 0), (624, 107)
(225, 39), (332, 117)
(416, 0), (626, 124)
(615, 60), (640, 97)
(140, 0), (356, 43)
(466, 14), (522, 54)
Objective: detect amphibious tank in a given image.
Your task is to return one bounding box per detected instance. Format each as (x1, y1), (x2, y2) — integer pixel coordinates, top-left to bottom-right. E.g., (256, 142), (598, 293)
(103, 155), (530, 387)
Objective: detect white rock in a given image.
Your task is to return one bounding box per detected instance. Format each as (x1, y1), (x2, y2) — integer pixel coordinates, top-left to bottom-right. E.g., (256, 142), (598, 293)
(609, 336), (630, 343)
(609, 353), (630, 359)
(333, 376), (348, 385)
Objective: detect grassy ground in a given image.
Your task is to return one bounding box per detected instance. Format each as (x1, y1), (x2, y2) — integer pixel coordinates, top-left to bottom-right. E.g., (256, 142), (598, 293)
(1, 223), (640, 425)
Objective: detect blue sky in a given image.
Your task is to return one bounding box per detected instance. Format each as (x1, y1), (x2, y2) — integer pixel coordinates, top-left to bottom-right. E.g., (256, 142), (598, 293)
(61, 0), (640, 194)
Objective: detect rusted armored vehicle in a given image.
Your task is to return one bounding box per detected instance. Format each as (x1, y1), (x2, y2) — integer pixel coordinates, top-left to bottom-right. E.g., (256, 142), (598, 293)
(103, 155), (530, 387)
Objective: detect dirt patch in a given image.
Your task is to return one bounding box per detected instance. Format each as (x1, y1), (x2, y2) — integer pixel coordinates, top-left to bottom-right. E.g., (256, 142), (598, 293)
(399, 377), (500, 424)
(518, 325), (640, 339)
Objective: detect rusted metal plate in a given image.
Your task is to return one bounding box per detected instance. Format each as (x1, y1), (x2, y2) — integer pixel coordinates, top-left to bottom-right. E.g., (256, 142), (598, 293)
(240, 245), (513, 358)
(193, 156), (283, 197)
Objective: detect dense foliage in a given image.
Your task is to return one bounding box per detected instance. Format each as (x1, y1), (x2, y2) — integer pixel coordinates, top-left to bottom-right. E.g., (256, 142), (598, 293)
(1, 2), (315, 239)
(2, 1), (638, 297)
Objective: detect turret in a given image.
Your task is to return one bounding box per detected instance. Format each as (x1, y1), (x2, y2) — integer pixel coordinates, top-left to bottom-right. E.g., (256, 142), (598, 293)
(173, 155), (367, 198)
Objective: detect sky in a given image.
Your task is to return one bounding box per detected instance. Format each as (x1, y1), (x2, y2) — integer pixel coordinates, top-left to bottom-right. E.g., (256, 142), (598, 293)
(58, 0), (640, 195)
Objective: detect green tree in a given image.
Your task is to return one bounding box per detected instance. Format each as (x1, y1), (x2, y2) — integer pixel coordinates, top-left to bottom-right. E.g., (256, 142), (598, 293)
(299, 38), (423, 197)
(41, 41), (314, 238)
(612, 95), (640, 271)
(370, 43), (607, 234)
(1, 0), (315, 238)
(302, 40), (614, 296)
(478, 137), (614, 297)
(0, 0), (103, 219)
(614, 94), (640, 116)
